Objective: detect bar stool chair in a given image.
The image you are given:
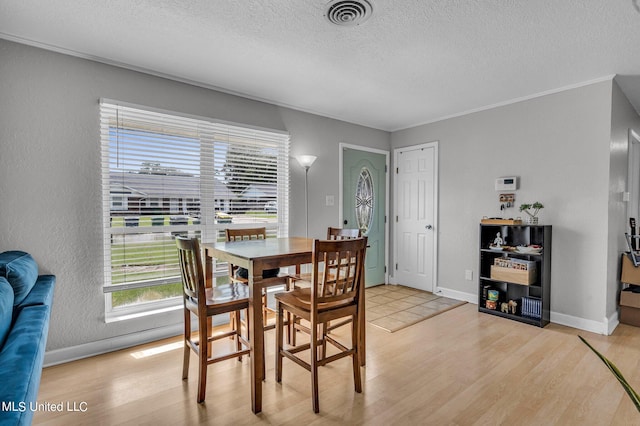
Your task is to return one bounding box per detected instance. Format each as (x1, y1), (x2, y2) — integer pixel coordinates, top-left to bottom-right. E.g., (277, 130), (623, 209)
(175, 236), (250, 403)
(275, 237), (367, 413)
(290, 227), (362, 347)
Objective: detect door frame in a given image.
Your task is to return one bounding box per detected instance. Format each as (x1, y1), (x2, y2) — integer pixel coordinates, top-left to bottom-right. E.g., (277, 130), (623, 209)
(627, 129), (640, 219)
(392, 141), (439, 293)
(339, 143), (390, 285)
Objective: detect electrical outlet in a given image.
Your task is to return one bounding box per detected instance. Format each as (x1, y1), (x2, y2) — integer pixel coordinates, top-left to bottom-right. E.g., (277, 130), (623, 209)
(465, 270), (473, 281)
(326, 195), (335, 206)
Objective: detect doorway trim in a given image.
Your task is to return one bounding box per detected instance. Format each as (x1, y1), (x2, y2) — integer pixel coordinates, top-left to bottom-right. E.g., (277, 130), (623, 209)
(627, 129), (640, 219)
(339, 143), (390, 285)
(392, 141), (439, 293)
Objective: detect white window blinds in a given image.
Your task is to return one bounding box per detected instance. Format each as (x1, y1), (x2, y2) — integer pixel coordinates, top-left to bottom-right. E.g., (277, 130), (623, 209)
(100, 100), (290, 311)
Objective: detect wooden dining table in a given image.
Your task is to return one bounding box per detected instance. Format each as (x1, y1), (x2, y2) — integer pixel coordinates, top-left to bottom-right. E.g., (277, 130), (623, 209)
(202, 236), (366, 414)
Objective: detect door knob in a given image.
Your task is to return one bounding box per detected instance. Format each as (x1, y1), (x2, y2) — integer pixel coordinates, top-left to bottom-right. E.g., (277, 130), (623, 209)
(344, 220), (348, 225)
(425, 224), (433, 230)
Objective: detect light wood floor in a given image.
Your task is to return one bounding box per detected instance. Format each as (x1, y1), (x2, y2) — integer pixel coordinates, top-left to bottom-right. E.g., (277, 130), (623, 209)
(34, 303), (640, 425)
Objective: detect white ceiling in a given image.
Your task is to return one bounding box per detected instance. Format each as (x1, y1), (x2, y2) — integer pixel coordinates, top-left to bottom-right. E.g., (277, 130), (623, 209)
(1, 0), (640, 131)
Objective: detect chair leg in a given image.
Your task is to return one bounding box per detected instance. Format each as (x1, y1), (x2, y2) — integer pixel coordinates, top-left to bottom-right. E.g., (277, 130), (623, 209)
(263, 293), (268, 327)
(310, 319), (320, 413)
(197, 318), (208, 403)
(351, 313), (362, 394)
(286, 312), (295, 345)
(262, 338), (266, 381)
(285, 279), (292, 344)
(229, 310), (236, 340)
(182, 309), (190, 380)
(320, 322), (327, 361)
(275, 301), (284, 383)
(235, 310), (243, 361)
(291, 315), (298, 346)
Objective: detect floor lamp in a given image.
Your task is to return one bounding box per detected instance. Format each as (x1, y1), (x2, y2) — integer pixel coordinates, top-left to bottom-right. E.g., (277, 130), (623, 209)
(296, 155), (317, 238)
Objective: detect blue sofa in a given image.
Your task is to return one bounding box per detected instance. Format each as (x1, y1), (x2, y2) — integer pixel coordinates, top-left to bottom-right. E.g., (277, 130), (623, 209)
(0, 251), (55, 426)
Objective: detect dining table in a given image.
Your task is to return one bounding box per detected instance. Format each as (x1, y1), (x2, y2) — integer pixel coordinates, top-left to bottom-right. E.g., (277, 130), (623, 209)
(202, 236), (366, 414)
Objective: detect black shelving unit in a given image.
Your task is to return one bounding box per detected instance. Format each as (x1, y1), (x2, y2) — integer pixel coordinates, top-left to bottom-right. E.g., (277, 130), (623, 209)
(478, 224), (552, 327)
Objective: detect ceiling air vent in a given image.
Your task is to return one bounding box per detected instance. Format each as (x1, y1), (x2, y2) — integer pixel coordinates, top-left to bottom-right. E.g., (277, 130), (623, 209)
(325, 0), (373, 27)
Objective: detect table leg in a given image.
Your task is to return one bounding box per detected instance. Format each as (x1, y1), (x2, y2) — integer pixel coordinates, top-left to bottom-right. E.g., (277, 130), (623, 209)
(248, 264), (264, 414)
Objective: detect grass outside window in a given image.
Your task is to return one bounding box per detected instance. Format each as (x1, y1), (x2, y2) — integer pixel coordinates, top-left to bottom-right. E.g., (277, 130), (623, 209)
(108, 214), (277, 308)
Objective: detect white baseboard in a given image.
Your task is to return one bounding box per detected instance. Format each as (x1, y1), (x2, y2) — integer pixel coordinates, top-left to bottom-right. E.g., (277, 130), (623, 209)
(44, 313), (237, 367)
(434, 286), (477, 304)
(551, 309), (619, 336)
(381, 281), (478, 304)
(44, 323), (184, 367)
(607, 311), (620, 335)
(432, 285), (617, 336)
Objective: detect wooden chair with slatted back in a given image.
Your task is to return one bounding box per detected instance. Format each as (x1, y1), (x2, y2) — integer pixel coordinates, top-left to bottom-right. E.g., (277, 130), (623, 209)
(225, 227), (270, 286)
(225, 227), (288, 329)
(275, 237), (367, 413)
(324, 227), (362, 342)
(327, 227), (361, 240)
(290, 227), (362, 347)
(175, 236), (250, 403)
(325, 227), (362, 303)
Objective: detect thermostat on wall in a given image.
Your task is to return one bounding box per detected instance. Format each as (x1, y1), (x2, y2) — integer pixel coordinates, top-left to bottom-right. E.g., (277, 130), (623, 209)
(495, 176), (518, 191)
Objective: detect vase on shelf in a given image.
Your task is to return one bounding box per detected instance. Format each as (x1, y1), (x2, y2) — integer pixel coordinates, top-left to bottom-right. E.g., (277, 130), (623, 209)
(526, 216), (539, 225)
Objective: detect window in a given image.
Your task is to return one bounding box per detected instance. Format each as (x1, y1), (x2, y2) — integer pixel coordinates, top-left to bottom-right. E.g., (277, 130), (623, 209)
(146, 198), (161, 209)
(110, 196), (127, 211)
(355, 167), (374, 234)
(100, 100), (290, 319)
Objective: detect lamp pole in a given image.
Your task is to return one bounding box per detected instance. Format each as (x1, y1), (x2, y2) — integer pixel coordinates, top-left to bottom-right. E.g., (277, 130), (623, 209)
(296, 155), (317, 238)
(304, 165), (311, 237)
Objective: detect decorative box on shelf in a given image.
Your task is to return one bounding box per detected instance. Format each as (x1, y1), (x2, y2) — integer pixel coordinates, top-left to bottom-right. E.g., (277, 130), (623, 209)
(480, 217), (523, 225)
(490, 258), (537, 285)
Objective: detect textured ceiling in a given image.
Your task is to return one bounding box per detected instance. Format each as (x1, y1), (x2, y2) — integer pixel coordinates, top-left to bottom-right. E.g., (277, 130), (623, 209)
(1, 0), (640, 131)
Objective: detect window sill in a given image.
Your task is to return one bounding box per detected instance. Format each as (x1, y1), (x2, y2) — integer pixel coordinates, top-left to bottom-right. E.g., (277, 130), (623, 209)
(105, 303), (182, 323)
(105, 301), (230, 328)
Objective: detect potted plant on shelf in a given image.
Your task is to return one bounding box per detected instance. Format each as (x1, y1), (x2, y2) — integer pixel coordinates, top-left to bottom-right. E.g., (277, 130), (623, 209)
(519, 202), (544, 224)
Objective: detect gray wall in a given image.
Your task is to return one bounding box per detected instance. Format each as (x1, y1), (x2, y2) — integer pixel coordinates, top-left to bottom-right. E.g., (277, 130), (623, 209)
(0, 39), (389, 353)
(391, 80), (622, 331)
(280, 109), (390, 239)
(2, 37), (638, 358)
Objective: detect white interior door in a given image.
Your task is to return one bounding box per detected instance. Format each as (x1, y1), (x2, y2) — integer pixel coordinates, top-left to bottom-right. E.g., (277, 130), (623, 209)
(394, 142), (438, 292)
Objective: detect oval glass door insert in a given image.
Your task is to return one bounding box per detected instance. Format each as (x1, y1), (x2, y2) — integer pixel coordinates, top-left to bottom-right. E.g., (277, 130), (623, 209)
(355, 167), (374, 234)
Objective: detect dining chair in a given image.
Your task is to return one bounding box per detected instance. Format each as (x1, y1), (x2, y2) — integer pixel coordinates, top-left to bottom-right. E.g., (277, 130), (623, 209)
(324, 227), (362, 303)
(275, 237), (367, 413)
(225, 227), (280, 281)
(324, 227), (362, 340)
(225, 227), (290, 330)
(327, 226), (361, 240)
(175, 236), (250, 403)
(290, 227), (363, 346)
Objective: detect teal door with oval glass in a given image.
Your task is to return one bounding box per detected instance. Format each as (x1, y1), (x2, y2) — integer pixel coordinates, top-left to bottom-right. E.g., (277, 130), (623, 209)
(342, 147), (387, 287)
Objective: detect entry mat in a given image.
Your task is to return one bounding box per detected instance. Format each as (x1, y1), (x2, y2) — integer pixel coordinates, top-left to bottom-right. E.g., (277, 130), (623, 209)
(366, 285), (466, 332)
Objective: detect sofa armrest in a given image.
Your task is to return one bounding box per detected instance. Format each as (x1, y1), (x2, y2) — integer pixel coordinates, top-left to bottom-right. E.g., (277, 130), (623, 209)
(0, 304), (51, 426)
(15, 275), (55, 309)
